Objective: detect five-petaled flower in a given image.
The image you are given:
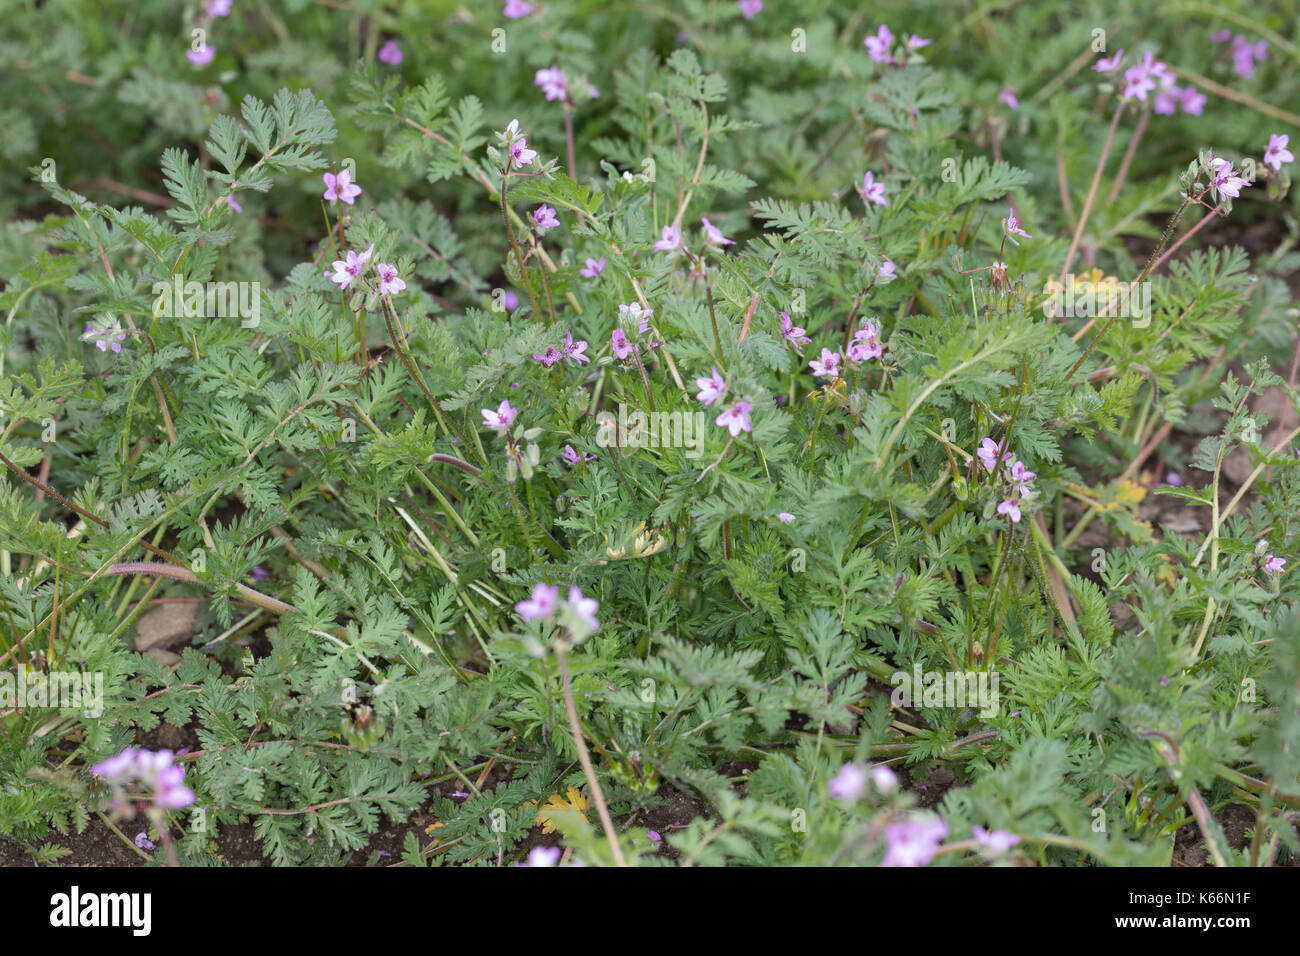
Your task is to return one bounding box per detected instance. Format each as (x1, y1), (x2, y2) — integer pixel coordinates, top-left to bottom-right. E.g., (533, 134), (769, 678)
(810, 348), (841, 379)
(1265, 134), (1294, 171)
(516, 583), (559, 621)
(716, 401), (753, 436)
(860, 170), (888, 206)
(611, 328), (633, 360)
(977, 437), (1012, 471)
(780, 312), (810, 347)
(653, 224), (683, 252)
(695, 367), (726, 405)
(1207, 158), (1251, 201)
(481, 400), (517, 434)
(534, 205), (560, 231)
(579, 256), (606, 278)
(1264, 554), (1286, 575)
(328, 244), (374, 289)
(323, 169), (362, 205)
(376, 262), (405, 296)
(864, 25), (893, 64)
(997, 498), (1022, 523)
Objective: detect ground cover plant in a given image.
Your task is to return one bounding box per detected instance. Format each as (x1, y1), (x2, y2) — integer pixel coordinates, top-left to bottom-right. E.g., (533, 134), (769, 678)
(1, 0), (1299, 869)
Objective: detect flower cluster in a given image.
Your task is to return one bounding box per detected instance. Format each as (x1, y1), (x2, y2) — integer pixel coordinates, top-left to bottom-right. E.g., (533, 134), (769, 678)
(978, 437), (1035, 523)
(863, 25), (930, 66)
(693, 368), (752, 436)
(327, 243), (406, 296)
(515, 583), (600, 640)
(611, 302), (659, 361)
(1212, 31), (1268, 79)
(91, 747), (196, 812)
(533, 332), (590, 368)
(81, 315), (128, 354)
(497, 119), (539, 170)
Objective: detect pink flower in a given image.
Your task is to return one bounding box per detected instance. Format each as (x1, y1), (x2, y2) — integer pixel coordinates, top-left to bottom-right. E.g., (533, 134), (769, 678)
(778, 512), (795, 524)
(860, 170), (888, 206)
(906, 34), (931, 50)
(978, 436), (1012, 471)
(654, 224), (683, 252)
(611, 329), (633, 360)
(1264, 554), (1286, 575)
(809, 348), (841, 379)
(328, 244), (374, 289)
(1000, 87), (1019, 110)
(780, 312), (810, 347)
(864, 25), (894, 65)
(1180, 85), (1207, 115)
(847, 328), (882, 364)
(534, 205), (560, 231)
(1004, 208), (1031, 242)
(1265, 134), (1294, 171)
(883, 816), (948, 867)
(872, 764), (898, 793)
(481, 400), (517, 433)
(1154, 86), (1180, 115)
(520, 845), (561, 866)
(715, 401), (753, 436)
(737, 0), (762, 18)
(378, 40), (403, 64)
(579, 256), (606, 278)
(535, 66), (567, 102)
(1094, 49), (1124, 72)
(701, 216), (734, 246)
(1010, 460), (1036, 493)
(562, 586), (600, 635)
(877, 259), (896, 280)
(82, 317), (127, 353)
(618, 302), (654, 333)
(207, 0), (232, 15)
(91, 747), (195, 811)
(323, 169), (362, 205)
(1210, 30), (1232, 44)
(533, 346), (563, 367)
(226, 194), (242, 213)
(503, 0), (534, 18)
(561, 332), (590, 365)
(516, 583), (559, 621)
(997, 498), (1022, 523)
(972, 826), (1020, 854)
(695, 367), (726, 405)
(563, 445), (595, 466)
(187, 44), (216, 67)
(1231, 35), (1267, 79)
(1208, 158), (1251, 200)
(828, 763), (867, 800)
(376, 263), (405, 296)
(510, 139), (538, 168)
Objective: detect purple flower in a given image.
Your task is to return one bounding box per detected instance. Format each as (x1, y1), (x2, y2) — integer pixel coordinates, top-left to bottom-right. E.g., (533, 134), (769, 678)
(1264, 554), (1286, 575)
(579, 256), (606, 278)
(520, 845), (561, 867)
(618, 302), (654, 333)
(847, 328), (882, 365)
(187, 44), (215, 68)
(977, 437), (1011, 471)
(997, 498), (1022, 523)
(1265, 134), (1294, 171)
(534, 205), (560, 231)
(516, 583), (559, 621)
(81, 317), (127, 354)
(226, 194), (242, 213)
(481, 400), (517, 433)
(328, 244), (374, 290)
(883, 816), (948, 867)
(653, 224), (683, 252)
(1231, 35), (1267, 79)
(378, 40), (403, 65)
(736, 0), (762, 19)
(1000, 88), (1019, 111)
(504, 0), (534, 17)
(780, 312), (811, 347)
(376, 263), (406, 296)
(611, 328), (633, 360)
(828, 763), (867, 800)
(778, 512), (795, 524)
(509, 136), (538, 168)
(207, 0), (231, 16)
(134, 831), (155, 850)
(647, 829), (663, 841)
(1094, 49), (1124, 72)
(872, 764), (898, 794)
(1165, 470), (1183, 487)
(562, 445), (595, 466)
(877, 259), (896, 280)
(533, 346), (563, 367)
(1010, 460), (1036, 494)
(561, 332), (590, 365)
(809, 348), (841, 379)
(323, 169), (362, 205)
(92, 748), (195, 811)
(1208, 158), (1251, 200)
(860, 170), (888, 206)
(562, 586), (600, 635)
(701, 216), (735, 246)
(250, 565), (268, 580)
(695, 367), (726, 405)
(535, 66), (567, 101)
(864, 25), (894, 65)
(715, 401), (753, 436)
(972, 826), (1020, 855)
(1004, 207), (1031, 242)
(1210, 30), (1232, 44)
(907, 34), (931, 50)
(503, 291), (520, 310)
(1179, 85), (1207, 115)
